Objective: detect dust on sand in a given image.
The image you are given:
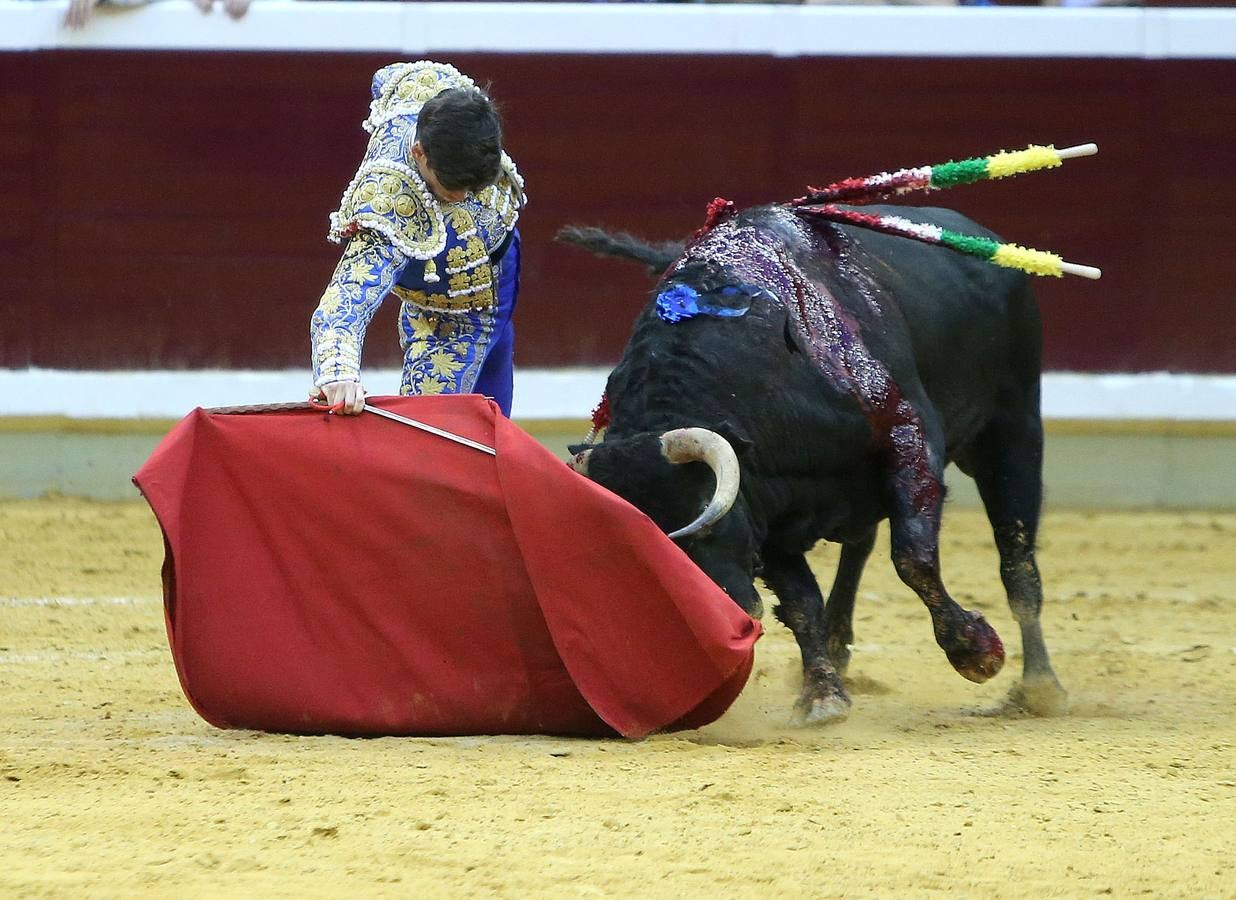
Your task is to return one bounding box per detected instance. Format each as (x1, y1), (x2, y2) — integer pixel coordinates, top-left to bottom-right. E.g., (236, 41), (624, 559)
(2, 498), (1233, 897)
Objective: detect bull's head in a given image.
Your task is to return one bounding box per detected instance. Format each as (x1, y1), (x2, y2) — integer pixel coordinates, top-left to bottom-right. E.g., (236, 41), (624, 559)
(570, 427), (739, 539)
(568, 427), (765, 617)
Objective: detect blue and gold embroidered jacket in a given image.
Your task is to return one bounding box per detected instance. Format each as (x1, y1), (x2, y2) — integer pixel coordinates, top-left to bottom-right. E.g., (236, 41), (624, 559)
(311, 61), (525, 388)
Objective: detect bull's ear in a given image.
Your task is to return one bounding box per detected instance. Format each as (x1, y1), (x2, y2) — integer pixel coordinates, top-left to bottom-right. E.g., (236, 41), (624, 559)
(567, 442), (596, 455)
(712, 419), (755, 462)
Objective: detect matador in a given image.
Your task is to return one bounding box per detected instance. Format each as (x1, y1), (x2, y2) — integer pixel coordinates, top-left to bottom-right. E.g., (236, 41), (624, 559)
(310, 61), (526, 416)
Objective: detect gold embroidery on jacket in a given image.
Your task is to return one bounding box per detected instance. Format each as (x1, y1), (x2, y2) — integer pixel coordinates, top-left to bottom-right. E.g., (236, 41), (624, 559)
(393, 271), (496, 313)
(335, 163), (442, 260)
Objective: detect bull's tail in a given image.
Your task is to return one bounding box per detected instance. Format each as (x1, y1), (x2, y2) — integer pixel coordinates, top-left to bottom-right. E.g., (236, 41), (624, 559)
(555, 225), (684, 275)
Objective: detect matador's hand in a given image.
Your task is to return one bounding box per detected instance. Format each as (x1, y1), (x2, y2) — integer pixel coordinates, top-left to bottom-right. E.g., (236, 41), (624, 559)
(311, 381), (366, 416)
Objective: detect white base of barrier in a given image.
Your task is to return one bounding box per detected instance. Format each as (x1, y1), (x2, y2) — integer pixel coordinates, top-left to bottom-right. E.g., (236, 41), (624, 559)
(1, 368), (1234, 422)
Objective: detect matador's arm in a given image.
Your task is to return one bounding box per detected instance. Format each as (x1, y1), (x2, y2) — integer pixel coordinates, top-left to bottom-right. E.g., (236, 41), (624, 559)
(310, 231), (411, 388)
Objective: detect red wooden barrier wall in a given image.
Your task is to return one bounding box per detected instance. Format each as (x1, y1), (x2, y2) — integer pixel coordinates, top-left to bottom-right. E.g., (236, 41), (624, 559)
(1, 51), (1233, 372)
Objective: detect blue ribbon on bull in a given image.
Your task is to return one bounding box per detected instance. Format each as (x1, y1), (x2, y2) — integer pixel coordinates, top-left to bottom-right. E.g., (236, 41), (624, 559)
(655, 282), (772, 324)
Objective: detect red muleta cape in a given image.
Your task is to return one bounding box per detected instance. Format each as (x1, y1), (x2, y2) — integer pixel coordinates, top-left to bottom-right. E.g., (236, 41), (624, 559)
(133, 395), (760, 738)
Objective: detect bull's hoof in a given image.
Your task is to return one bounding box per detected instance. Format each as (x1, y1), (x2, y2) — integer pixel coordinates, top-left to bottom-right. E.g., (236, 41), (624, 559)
(1006, 677), (1070, 717)
(790, 691), (852, 727)
(943, 611), (1005, 683)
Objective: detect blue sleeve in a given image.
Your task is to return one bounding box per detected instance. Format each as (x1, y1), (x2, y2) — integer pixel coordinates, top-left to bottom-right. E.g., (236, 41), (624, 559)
(310, 231), (411, 387)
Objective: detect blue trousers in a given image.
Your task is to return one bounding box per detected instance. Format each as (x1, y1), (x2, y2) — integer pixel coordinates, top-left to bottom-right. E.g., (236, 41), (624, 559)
(474, 230), (521, 416)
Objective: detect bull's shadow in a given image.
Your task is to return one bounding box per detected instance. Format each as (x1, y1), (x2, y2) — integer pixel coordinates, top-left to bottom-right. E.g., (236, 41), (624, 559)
(558, 205), (1069, 725)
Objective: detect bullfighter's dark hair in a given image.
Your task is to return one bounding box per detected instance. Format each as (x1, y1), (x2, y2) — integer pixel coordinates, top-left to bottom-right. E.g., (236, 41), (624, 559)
(417, 86), (503, 193)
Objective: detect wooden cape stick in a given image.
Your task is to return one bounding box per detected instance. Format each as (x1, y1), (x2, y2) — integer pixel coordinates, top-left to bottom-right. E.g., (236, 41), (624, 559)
(362, 403), (496, 456)
(206, 400), (496, 456)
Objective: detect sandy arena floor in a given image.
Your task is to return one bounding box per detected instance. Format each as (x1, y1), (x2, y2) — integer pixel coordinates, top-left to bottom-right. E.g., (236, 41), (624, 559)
(1, 497), (1233, 898)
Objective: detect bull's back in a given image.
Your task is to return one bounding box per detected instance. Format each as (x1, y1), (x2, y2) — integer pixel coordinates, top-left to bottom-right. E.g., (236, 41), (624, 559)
(826, 205), (1042, 449)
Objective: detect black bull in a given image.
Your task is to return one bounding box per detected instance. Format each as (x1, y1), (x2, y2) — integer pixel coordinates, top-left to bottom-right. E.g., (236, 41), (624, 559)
(562, 203), (1068, 724)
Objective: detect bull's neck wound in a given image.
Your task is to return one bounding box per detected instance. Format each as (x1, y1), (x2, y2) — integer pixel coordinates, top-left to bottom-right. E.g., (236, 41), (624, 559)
(677, 208), (939, 515)
(678, 209), (895, 416)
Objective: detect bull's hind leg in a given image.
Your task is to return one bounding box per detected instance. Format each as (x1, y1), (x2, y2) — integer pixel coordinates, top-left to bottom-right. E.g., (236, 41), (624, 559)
(960, 403), (1068, 716)
(762, 549), (850, 724)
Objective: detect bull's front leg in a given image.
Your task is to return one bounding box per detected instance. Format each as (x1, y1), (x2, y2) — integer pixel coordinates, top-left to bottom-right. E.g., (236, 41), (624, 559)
(761, 548), (851, 724)
(890, 509), (1005, 683)
(820, 527), (877, 677)
(886, 417), (1005, 684)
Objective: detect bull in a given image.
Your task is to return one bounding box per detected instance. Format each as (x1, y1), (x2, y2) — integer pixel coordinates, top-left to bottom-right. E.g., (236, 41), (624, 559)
(560, 202), (1068, 723)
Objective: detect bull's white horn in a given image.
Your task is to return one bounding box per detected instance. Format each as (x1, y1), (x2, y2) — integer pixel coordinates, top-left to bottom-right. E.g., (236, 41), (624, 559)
(568, 448), (592, 477)
(660, 428), (741, 540)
